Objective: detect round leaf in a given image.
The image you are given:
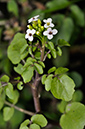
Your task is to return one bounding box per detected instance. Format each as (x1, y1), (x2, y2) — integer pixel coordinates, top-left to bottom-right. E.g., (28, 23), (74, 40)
(3, 107), (14, 121)
(30, 123), (40, 129)
(45, 74), (53, 91)
(7, 33), (28, 64)
(22, 66), (34, 83)
(20, 119), (30, 129)
(60, 102), (85, 129)
(0, 75), (9, 83)
(51, 74), (75, 101)
(31, 114), (48, 127)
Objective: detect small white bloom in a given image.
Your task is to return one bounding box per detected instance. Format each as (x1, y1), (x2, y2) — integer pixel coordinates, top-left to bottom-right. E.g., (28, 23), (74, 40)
(25, 29), (36, 41)
(28, 15), (39, 23)
(43, 18), (54, 28)
(43, 28), (58, 40)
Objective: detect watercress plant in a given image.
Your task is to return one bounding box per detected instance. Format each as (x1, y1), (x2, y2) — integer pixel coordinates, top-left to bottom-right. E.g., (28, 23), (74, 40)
(0, 15), (85, 129)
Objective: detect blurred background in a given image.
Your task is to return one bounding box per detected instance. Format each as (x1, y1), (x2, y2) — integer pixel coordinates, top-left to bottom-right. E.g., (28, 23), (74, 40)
(0, 0), (85, 129)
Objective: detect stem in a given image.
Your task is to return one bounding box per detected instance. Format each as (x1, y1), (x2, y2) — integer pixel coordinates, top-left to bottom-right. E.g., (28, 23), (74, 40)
(31, 72), (41, 112)
(4, 101), (35, 116)
(40, 44), (45, 61)
(0, 83), (8, 87)
(43, 50), (51, 61)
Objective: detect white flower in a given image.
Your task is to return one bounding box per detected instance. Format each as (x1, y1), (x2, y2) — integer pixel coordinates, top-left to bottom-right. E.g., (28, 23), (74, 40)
(28, 15), (39, 23)
(25, 29), (36, 41)
(43, 28), (58, 40)
(43, 18), (54, 28)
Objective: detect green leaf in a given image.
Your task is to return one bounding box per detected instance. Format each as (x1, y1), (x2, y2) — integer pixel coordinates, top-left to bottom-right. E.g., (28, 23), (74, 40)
(34, 63), (43, 74)
(38, 61), (45, 68)
(22, 66), (34, 83)
(69, 71), (83, 88)
(47, 42), (54, 50)
(31, 114), (48, 127)
(48, 67), (56, 74)
(58, 39), (70, 46)
(45, 0), (73, 13)
(55, 67), (69, 75)
(53, 47), (69, 67)
(0, 112), (6, 127)
(60, 102), (85, 129)
(70, 4), (84, 27)
(17, 81), (23, 90)
(0, 92), (5, 110)
(0, 75), (9, 82)
(7, 33), (28, 64)
(7, 0), (19, 17)
(20, 119), (30, 129)
(57, 100), (67, 113)
(51, 74), (75, 101)
(10, 106), (25, 128)
(30, 123), (40, 129)
(72, 90), (83, 102)
(28, 46), (33, 56)
(56, 18), (74, 42)
(24, 57), (36, 68)
(47, 53), (51, 59)
(12, 90), (19, 104)
(3, 107), (14, 121)
(41, 74), (47, 85)
(14, 64), (25, 75)
(51, 49), (57, 58)
(45, 74), (53, 91)
(56, 47), (62, 56)
(6, 83), (14, 100)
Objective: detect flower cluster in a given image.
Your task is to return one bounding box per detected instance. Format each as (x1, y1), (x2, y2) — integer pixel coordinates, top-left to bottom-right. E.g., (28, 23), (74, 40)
(25, 15), (58, 41)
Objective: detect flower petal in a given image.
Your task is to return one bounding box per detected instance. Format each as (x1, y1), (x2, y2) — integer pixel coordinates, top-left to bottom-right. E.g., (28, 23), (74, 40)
(47, 28), (52, 32)
(29, 36), (33, 41)
(43, 19), (47, 23)
(43, 31), (48, 36)
(31, 29), (36, 34)
(47, 18), (52, 23)
(25, 34), (28, 39)
(52, 29), (58, 35)
(28, 18), (32, 23)
(50, 23), (54, 27)
(47, 34), (53, 40)
(35, 15), (39, 18)
(44, 24), (49, 28)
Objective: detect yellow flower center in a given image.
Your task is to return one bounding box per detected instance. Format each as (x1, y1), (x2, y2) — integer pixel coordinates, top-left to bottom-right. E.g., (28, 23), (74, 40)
(47, 22), (50, 26)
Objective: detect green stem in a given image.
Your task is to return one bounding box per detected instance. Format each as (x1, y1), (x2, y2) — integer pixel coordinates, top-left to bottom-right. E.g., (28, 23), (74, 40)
(40, 44), (45, 61)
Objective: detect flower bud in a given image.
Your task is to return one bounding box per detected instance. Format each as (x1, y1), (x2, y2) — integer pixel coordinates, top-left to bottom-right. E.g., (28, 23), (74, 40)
(36, 31), (40, 35)
(38, 24), (41, 27)
(38, 19), (41, 24)
(40, 26), (44, 31)
(32, 23), (36, 28)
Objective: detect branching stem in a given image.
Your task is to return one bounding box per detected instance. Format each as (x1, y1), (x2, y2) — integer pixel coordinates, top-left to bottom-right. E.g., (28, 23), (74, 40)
(31, 72), (41, 112)
(4, 101), (35, 116)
